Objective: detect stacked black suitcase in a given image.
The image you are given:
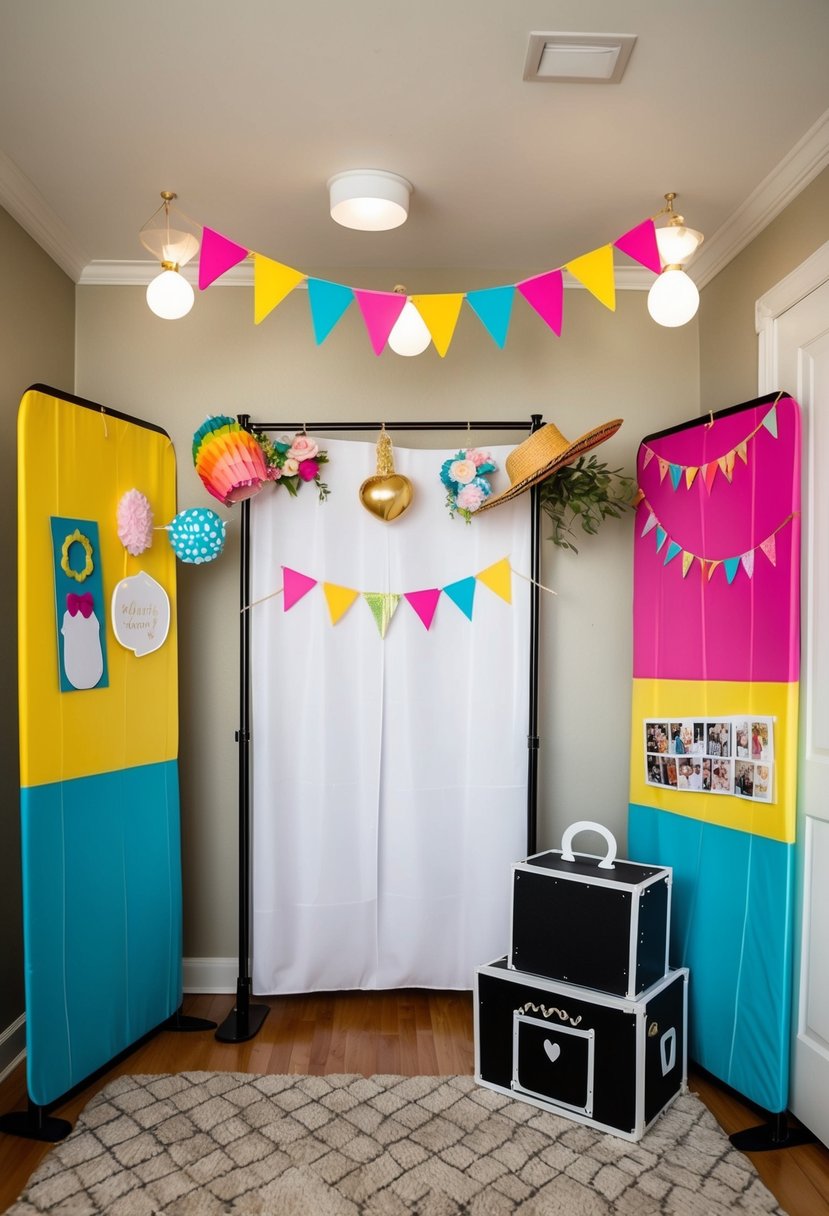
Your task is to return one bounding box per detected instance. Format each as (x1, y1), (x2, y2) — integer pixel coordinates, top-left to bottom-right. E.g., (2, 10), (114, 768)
(475, 820), (688, 1141)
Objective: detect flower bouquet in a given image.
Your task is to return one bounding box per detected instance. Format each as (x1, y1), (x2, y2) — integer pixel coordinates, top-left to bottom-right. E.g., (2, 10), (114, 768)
(440, 448), (498, 522)
(259, 433), (331, 502)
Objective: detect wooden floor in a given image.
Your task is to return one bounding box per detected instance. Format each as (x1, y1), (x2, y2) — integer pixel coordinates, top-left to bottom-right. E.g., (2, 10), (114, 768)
(0, 990), (827, 1214)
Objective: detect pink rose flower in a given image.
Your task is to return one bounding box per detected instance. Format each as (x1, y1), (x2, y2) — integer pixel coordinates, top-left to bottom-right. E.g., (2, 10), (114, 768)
(456, 483), (486, 511)
(267, 465), (282, 480)
(288, 435), (319, 462)
(282, 457), (299, 476)
(449, 459), (477, 485)
(298, 459), (319, 482)
(466, 448), (492, 468)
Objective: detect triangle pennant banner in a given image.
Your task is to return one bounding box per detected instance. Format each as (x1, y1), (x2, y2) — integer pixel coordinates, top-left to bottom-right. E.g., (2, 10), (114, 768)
(641, 510), (657, 538)
(717, 453), (734, 482)
(307, 279), (354, 344)
(655, 526), (667, 553)
(364, 592), (400, 638)
(741, 550), (755, 578)
(282, 566), (318, 611)
(443, 576), (477, 620)
(658, 458), (669, 483)
(704, 462), (718, 494)
(642, 449), (655, 469)
(323, 582), (359, 625)
(404, 588), (442, 631)
(663, 541), (682, 565)
(724, 557), (741, 584)
(681, 552), (695, 578)
(736, 441), (748, 464)
(475, 557), (512, 604)
(354, 289), (407, 355)
(254, 255), (305, 324)
(517, 270), (563, 336)
(707, 560), (721, 581)
(685, 466), (699, 490)
(465, 286), (516, 348)
(760, 534), (777, 566)
(565, 245), (616, 311)
(669, 464), (682, 490)
(410, 294), (465, 357)
(198, 227), (249, 290)
(614, 218), (662, 274)
(763, 404), (779, 438)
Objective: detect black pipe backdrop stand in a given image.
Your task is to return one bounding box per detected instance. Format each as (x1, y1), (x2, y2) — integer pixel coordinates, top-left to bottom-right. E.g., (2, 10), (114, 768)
(216, 415), (544, 1044)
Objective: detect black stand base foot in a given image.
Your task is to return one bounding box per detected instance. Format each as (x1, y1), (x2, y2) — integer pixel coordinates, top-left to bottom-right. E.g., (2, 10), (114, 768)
(730, 1115), (817, 1153)
(165, 1009), (217, 1033)
(0, 1109), (72, 1142)
(215, 978), (269, 1043)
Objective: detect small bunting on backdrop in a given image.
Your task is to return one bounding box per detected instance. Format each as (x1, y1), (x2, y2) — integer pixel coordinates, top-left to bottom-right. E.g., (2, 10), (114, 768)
(404, 588), (442, 631)
(282, 566), (317, 611)
(323, 582), (360, 625)
(565, 245), (616, 312)
(199, 228), (249, 290)
(476, 557), (512, 603)
(638, 497), (797, 585)
(195, 212), (661, 355)
(442, 576), (477, 620)
(639, 400), (783, 493)
(364, 592), (400, 638)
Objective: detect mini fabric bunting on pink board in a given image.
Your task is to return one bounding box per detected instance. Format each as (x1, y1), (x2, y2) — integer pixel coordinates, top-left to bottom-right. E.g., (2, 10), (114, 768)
(404, 588), (442, 631)
(283, 566), (318, 611)
(199, 228), (249, 290)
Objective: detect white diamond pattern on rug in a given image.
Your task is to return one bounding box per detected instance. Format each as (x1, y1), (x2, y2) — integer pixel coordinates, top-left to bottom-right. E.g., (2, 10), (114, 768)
(4, 1073), (787, 1215)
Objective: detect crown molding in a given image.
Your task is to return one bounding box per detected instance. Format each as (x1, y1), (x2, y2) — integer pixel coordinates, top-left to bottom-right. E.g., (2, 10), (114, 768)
(691, 106), (829, 289)
(78, 260), (654, 290)
(0, 149), (89, 281)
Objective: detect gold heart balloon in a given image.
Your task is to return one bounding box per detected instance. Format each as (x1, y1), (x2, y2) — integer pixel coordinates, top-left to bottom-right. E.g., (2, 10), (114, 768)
(359, 429), (414, 523)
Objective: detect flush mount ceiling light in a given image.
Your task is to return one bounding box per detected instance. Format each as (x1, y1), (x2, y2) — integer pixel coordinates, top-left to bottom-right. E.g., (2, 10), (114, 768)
(523, 32), (637, 83)
(139, 191), (200, 319)
(327, 169), (412, 231)
(647, 192), (705, 328)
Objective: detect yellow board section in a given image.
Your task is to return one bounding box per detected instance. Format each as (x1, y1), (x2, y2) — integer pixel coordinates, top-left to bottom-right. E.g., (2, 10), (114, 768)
(18, 388), (178, 787)
(629, 677), (797, 843)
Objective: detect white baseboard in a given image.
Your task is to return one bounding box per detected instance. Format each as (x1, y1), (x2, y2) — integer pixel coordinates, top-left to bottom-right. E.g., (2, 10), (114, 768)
(0, 1012), (26, 1085)
(182, 958), (238, 994)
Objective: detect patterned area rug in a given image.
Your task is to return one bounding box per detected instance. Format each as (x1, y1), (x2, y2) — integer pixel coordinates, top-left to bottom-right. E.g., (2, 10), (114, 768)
(5, 1073), (786, 1215)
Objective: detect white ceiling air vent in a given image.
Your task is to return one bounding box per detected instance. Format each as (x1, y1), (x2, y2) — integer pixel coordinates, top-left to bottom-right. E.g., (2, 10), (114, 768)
(523, 32), (637, 83)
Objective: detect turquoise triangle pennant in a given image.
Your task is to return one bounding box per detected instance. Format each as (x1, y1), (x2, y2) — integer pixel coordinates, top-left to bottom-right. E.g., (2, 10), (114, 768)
(307, 279), (354, 344)
(443, 576), (477, 620)
(763, 404), (778, 438)
(655, 526), (667, 552)
(669, 464), (682, 490)
(663, 541), (682, 565)
(465, 286), (516, 349)
(724, 556), (741, 584)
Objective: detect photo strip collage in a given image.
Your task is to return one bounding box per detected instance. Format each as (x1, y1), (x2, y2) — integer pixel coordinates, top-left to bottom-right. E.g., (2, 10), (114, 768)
(644, 716), (775, 802)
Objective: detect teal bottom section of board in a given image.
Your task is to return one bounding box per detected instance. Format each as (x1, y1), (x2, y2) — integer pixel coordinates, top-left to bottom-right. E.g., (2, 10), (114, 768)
(629, 803), (793, 1114)
(21, 760), (182, 1107)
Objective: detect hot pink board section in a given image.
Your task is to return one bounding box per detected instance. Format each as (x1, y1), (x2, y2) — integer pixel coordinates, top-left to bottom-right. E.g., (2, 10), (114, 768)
(633, 395), (800, 683)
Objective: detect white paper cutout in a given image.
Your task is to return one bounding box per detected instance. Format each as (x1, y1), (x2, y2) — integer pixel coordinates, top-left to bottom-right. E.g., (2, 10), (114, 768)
(111, 572), (170, 657)
(61, 600), (104, 689)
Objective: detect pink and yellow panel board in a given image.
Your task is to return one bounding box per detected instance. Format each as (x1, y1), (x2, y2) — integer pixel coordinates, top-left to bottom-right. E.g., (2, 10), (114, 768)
(17, 385), (181, 1107)
(628, 393), (800, 1114)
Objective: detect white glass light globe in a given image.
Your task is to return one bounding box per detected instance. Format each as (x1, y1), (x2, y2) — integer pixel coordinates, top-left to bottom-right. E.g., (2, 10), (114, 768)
(388, 300), (432, 356)
(654, 224), (704, 266)
(146, 268), (194, 320)
(647, 269), (700, 328)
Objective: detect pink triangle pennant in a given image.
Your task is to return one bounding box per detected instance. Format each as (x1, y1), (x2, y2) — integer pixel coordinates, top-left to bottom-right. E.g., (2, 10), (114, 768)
(642, 449), (655, 468)
(760, 534), (777, 566)
(704, 462), (718, 494)
(198, 227), (249, 290)
(404, 588), (442, 631)
(282, 566), (318, 611)
(517, 269), (563, 336)
(640, 510), (657, 538)
(354, 289), (408, 356)
(658, 458), (669, 483)
(740, 550), (755, 579)
(614, 218), (662, 274)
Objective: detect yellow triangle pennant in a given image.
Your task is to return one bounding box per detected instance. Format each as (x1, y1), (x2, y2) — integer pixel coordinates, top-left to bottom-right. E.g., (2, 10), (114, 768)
(658, 458), (669, 483)
(476, 557), (512, 604)
(564, 245), (616, 311)
(410, 294), (465, 357)
(706, 560), (721, 581)
(717, 455), (733, 483)
(363, 592), (400, 638)
(681, 551), (695, 578)
(323, 582), (359, 625)
(685, 466), (699, 489)
(254, 254), (305, 324)
(736, 441), (748, 464)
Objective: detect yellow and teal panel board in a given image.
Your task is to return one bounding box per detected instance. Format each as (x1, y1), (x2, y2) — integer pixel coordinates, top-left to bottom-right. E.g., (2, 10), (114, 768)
(628, 393), (800, 1115)
(18, 385), (180, 1107)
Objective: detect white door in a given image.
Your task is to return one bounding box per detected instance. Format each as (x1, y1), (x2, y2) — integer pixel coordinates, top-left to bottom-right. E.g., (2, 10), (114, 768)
(773, 274), (829, 1144)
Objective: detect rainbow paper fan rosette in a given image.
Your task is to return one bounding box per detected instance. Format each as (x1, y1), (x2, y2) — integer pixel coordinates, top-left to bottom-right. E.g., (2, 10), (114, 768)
(193, 415), (269, 506)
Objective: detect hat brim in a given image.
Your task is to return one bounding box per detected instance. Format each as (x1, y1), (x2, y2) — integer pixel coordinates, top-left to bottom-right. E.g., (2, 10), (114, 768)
(477, 418), (623, 513)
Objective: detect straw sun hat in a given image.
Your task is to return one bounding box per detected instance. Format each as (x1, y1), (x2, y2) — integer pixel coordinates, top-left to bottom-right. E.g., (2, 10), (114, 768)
(477, 418), (623, 512)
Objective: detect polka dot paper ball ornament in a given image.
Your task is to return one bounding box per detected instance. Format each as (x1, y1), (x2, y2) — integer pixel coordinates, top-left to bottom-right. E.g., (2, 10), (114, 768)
(167, 508), (227, 564)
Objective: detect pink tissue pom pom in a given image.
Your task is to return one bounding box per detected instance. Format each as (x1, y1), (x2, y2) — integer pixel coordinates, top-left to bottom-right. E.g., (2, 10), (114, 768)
(117, 489), (154, 556)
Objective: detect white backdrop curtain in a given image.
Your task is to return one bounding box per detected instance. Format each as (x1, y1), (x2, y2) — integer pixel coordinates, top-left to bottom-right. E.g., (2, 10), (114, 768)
(250, 436), (531, 993)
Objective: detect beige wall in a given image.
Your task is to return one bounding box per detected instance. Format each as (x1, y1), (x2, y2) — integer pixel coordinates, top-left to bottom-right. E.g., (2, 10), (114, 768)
(76, 279), (699, 963)
(700, 167), (829, 411)
(0, 207), (74, 1048)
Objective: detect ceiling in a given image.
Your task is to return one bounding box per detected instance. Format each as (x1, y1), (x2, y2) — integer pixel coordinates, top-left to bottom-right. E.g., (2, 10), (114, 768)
(2, 0), (829, 288)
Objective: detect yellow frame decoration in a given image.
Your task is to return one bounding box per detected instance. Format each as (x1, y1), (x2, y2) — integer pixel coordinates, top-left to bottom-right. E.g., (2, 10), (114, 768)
(60, 529), (95, 583)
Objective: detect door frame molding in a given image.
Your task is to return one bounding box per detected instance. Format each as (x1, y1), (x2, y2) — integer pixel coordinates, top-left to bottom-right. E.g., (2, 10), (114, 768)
(757, 239), (829, 392)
